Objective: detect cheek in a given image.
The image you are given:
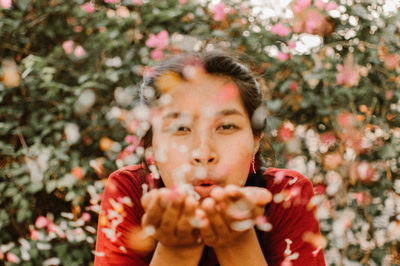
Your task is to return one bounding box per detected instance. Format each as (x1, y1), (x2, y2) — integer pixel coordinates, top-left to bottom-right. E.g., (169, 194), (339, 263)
(152, 140), (189, 187)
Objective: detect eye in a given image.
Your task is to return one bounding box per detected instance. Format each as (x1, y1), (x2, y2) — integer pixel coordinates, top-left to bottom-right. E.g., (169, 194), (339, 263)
(217, 123), (239, 132)
(170, 125), (191, 135)
(176, 126), (190, 132)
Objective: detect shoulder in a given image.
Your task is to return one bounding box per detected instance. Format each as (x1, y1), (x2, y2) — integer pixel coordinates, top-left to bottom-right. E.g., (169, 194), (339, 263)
(261, 168), (325, 265)
(263, 167), (312, 187)
(95, 164), (152, 265)
(263, 167), (314, 205)
(105, 164), (149, 194)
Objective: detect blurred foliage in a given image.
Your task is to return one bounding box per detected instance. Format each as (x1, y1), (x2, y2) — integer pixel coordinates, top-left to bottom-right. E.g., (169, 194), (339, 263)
(0, 0), (400, 265)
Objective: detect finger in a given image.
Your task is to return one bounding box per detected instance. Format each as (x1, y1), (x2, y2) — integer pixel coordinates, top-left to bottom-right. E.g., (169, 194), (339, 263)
(141, 192), (163, 228)
(225, 198), (253, 220)
(244, 187), (272, 206)
(210, 186), (224, 201)
(159, 191), (184, 233)
(202, 198), (231, 238)
(253, 205), (266, 218)
(141, 189), (158, 210)
(199, 215), (217, 244)
(176, 196), (198, 238)
(224, 184), (244, 200)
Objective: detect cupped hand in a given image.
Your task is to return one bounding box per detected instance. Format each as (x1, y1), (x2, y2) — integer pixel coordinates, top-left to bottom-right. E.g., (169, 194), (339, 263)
(197, 185), (272, 248)
(141, 188), (202, 247)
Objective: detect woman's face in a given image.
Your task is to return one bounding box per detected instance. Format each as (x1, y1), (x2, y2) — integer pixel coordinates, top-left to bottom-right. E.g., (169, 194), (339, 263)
(150, 71), (260, 198)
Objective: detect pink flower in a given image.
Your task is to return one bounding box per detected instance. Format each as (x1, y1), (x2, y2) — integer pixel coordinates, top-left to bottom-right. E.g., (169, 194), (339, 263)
(35, 216), (49, 228)
(277, 123), (294, 142)
(386, 90), (393, 100)
(74, 45), (86, 57)
(0, 0), (12, 9)
(62, 40), (74, 54)
(30, 229), (39, 240)
(337, 111), (354, 128)
(6, 253), (20, 264)
(270, 23), (291, 37)
(277, 52), (289, 62)
(151, 49), (164, 60)
(104, 0), (120, 3)
(213, 2), (226, 21)
(124, 135), (140, 145)
(133, 0), (142, 4)
(81, 2), (95, 13)
(336, 56), (361, 88)
(146, 30), (169, 50)
(326, 1), (338, 11)
(320, 132), (336, 147)
(179, 0), (187, 3)
(48, 222), (66, 238)
(305, 9), (325, 34)
(290, 81), (297, 91)
(355, 162), (376, 183)
(287, 41), (296, 49)
(81, 212), (91, 222)
(71, 166), (85, 180)
(291, 0), (311, 14)
(383, 54), (399, 70)
(314, 0), (325, 9)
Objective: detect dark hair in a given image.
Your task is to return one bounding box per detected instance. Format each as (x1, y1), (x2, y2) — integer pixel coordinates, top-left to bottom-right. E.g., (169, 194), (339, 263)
(140, 51), (269, 187)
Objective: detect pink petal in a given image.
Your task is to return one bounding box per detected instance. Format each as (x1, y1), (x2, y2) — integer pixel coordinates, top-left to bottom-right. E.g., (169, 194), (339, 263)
(151, 49), (164, 60)
(156, 30), (169, 50)
(145, 34), (158, 48)
(277, 52), (289, 62)
(292, 0), (311, 14)
(81, 212), (91, 222)
(314, 0), (325, 10)
(74, 45), (86, 57)
(62, 40), (74, 54)
(287, 41), (296, 49)
(0, 0), (12, 9)
(6, 253), (20, 264)
(271, 23), (291, 37)
(81, 2), (95, 13)
(35, 216), (49, 228)
(326, 1), (338, 11)
(213, 2), (226, 21)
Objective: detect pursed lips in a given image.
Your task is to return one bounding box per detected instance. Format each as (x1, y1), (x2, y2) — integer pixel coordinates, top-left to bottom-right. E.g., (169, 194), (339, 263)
(192, 178), (220, 198)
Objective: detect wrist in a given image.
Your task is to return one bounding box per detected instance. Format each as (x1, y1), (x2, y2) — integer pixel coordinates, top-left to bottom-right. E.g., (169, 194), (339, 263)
(213, 228), (267, 266)
(150, 242), (204, 266)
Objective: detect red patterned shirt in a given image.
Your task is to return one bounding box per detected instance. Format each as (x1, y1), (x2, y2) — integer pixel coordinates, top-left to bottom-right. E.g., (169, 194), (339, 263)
(94, 165), (326, 266)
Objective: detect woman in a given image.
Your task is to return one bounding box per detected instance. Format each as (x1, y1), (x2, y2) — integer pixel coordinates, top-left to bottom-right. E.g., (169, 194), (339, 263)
(94, 51), (326, 265)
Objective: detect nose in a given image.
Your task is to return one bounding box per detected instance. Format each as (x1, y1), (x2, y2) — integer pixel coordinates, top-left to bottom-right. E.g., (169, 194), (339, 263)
(190, 133), (218, 165)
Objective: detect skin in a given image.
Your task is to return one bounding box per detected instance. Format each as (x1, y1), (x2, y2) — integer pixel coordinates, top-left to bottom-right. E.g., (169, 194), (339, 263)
(141, 72), (272, 266)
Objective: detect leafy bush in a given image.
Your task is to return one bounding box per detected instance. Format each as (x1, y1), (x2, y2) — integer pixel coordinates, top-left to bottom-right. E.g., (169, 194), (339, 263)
(0, 0), (399, 265)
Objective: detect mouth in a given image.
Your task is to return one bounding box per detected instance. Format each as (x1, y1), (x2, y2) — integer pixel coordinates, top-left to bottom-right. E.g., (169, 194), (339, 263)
(193, 179), (218, 198)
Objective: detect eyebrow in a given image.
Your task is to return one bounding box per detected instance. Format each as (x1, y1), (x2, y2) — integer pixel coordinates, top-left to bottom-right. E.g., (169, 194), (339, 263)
(216, 108), (244, 117)
(164, 112), (181, 119)
(164, 108), (244, 119)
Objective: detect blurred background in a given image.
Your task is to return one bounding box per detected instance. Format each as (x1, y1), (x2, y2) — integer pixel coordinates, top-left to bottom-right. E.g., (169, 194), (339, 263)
(1, 0), (400, 265)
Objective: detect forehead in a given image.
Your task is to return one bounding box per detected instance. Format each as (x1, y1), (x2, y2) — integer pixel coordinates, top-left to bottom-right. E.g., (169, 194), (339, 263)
(157, 72), (245, 113)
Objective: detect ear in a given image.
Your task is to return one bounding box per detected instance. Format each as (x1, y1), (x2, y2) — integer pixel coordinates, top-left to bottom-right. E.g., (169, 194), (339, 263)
(253, 133), (263, 155)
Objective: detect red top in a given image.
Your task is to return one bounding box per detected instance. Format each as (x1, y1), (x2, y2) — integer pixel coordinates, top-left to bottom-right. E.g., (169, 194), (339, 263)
(94, 165), (326, 266)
